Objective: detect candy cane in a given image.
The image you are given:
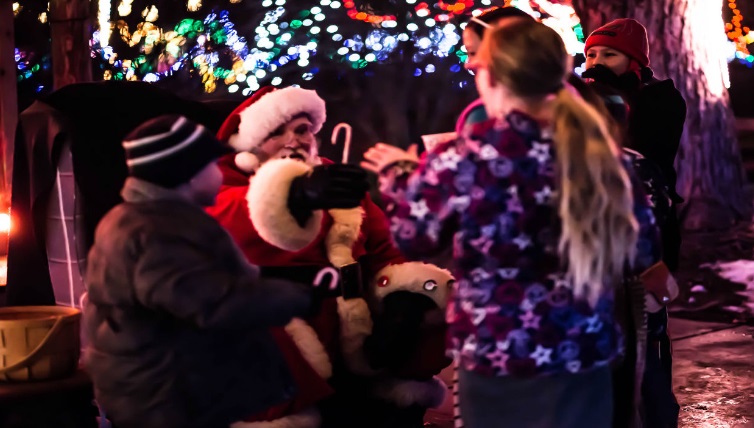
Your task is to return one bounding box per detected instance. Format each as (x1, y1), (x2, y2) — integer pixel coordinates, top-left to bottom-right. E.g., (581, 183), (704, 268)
(331, 123), (352, 164)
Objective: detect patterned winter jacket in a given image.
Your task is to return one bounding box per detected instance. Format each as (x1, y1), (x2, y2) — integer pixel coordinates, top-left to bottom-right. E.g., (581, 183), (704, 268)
(381, 112), (662, 378)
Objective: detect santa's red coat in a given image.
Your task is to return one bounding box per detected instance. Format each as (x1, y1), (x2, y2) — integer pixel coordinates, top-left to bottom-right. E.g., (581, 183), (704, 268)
(205, 154), (405, 421)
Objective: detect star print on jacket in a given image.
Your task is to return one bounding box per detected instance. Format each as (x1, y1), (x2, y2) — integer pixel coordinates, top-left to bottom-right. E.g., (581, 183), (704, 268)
(381, 111), (662, 377)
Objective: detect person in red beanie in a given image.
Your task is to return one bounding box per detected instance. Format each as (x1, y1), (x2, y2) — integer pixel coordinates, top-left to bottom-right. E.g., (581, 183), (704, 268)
(207, 86), (453, 428)
(584, 18), (685, 428)
(583, 18), (685, 237)
(584, 19), (651, 79)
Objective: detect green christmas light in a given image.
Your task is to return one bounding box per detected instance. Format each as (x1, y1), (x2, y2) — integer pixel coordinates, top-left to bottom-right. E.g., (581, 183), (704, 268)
(175, 18), (204, 37)
(573, 23), (584, 43)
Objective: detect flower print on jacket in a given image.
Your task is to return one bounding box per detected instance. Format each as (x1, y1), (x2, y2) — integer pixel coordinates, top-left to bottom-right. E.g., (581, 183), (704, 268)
(382, 111), (661, 378)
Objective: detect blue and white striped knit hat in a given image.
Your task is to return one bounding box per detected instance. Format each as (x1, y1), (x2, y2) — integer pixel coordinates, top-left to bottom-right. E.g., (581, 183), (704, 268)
(122, 115), (232, 188)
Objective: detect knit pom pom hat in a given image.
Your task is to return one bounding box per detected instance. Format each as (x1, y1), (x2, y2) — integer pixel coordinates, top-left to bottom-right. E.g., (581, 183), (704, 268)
(124, 114), (232, 188)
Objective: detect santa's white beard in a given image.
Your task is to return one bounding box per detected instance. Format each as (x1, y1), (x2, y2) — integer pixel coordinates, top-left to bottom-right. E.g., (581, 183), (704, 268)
(275, 145), (319, 166)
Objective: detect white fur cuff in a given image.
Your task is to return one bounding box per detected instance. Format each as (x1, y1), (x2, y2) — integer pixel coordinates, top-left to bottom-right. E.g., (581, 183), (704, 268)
(371, 262), (454, 309)
(247, 158), (323, 251)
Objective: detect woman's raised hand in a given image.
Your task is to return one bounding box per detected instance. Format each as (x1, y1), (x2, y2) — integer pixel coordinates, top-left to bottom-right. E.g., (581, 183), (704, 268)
(360, 143), (420, 174)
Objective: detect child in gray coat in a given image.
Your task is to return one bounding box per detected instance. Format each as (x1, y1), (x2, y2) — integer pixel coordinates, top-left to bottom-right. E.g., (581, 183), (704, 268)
(83, 115), (336, 428)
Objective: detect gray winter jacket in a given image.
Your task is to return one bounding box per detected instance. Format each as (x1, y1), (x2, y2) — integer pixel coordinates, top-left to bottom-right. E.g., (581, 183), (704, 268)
(84, 178), (310, 428)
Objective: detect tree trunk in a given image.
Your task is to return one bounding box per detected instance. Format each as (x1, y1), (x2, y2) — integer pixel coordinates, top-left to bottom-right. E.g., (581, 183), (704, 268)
(571, 0), (749, 230)
(0, 0), (16, 210)
(49, 0), (92, 89)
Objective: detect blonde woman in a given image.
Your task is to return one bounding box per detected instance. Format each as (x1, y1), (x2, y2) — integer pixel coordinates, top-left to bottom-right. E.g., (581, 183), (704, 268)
(380, 19), (661, 427)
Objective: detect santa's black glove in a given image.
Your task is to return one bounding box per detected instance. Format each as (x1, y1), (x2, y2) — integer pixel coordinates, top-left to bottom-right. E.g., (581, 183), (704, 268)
(287, 164), (369, 227)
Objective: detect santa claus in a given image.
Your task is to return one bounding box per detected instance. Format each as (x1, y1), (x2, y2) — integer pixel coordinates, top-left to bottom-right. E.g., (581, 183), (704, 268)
(206, 86), (452, 428)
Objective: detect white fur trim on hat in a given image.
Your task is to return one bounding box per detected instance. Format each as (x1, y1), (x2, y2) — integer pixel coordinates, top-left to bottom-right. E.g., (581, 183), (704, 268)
(234, 87), (327, 152)
(370, 262), (454, 310)
(247, 158), (323, 251)
(234, 152), (260, 173)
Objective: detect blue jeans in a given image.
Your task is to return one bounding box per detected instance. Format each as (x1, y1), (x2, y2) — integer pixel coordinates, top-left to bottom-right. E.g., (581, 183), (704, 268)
(459, 366), (613, 428)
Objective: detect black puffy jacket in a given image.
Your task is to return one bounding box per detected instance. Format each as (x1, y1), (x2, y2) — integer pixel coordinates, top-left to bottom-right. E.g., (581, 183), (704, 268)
(84, 178), (310, 428)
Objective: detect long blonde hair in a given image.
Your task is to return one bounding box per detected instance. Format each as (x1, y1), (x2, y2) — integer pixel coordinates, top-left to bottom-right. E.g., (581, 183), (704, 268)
(477, 20), (639, 303)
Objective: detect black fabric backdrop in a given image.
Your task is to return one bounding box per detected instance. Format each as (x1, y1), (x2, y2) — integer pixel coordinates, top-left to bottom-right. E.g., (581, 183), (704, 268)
(5, 81), (229, 306)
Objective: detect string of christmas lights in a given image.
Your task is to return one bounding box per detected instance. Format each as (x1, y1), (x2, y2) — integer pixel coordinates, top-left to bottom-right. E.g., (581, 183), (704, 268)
(18, 0), (744, 94)
(343, 1), (397, 25)
(725, 1), (754, 66)
(13, 1), (51, 91)
(14, 48), (50, 88)
(87, 0), (587, 94)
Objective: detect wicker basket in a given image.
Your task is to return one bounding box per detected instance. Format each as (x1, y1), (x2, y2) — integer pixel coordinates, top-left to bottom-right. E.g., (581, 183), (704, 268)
(0, 306), (81, 382)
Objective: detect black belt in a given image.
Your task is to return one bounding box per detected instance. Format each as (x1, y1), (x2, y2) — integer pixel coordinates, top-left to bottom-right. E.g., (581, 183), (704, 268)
(260, 262), (364, 301)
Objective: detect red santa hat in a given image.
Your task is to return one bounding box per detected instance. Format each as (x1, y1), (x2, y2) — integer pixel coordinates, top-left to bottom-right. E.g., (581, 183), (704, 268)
(216, 86), (327, 172)
(584, 18), (650, 67)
